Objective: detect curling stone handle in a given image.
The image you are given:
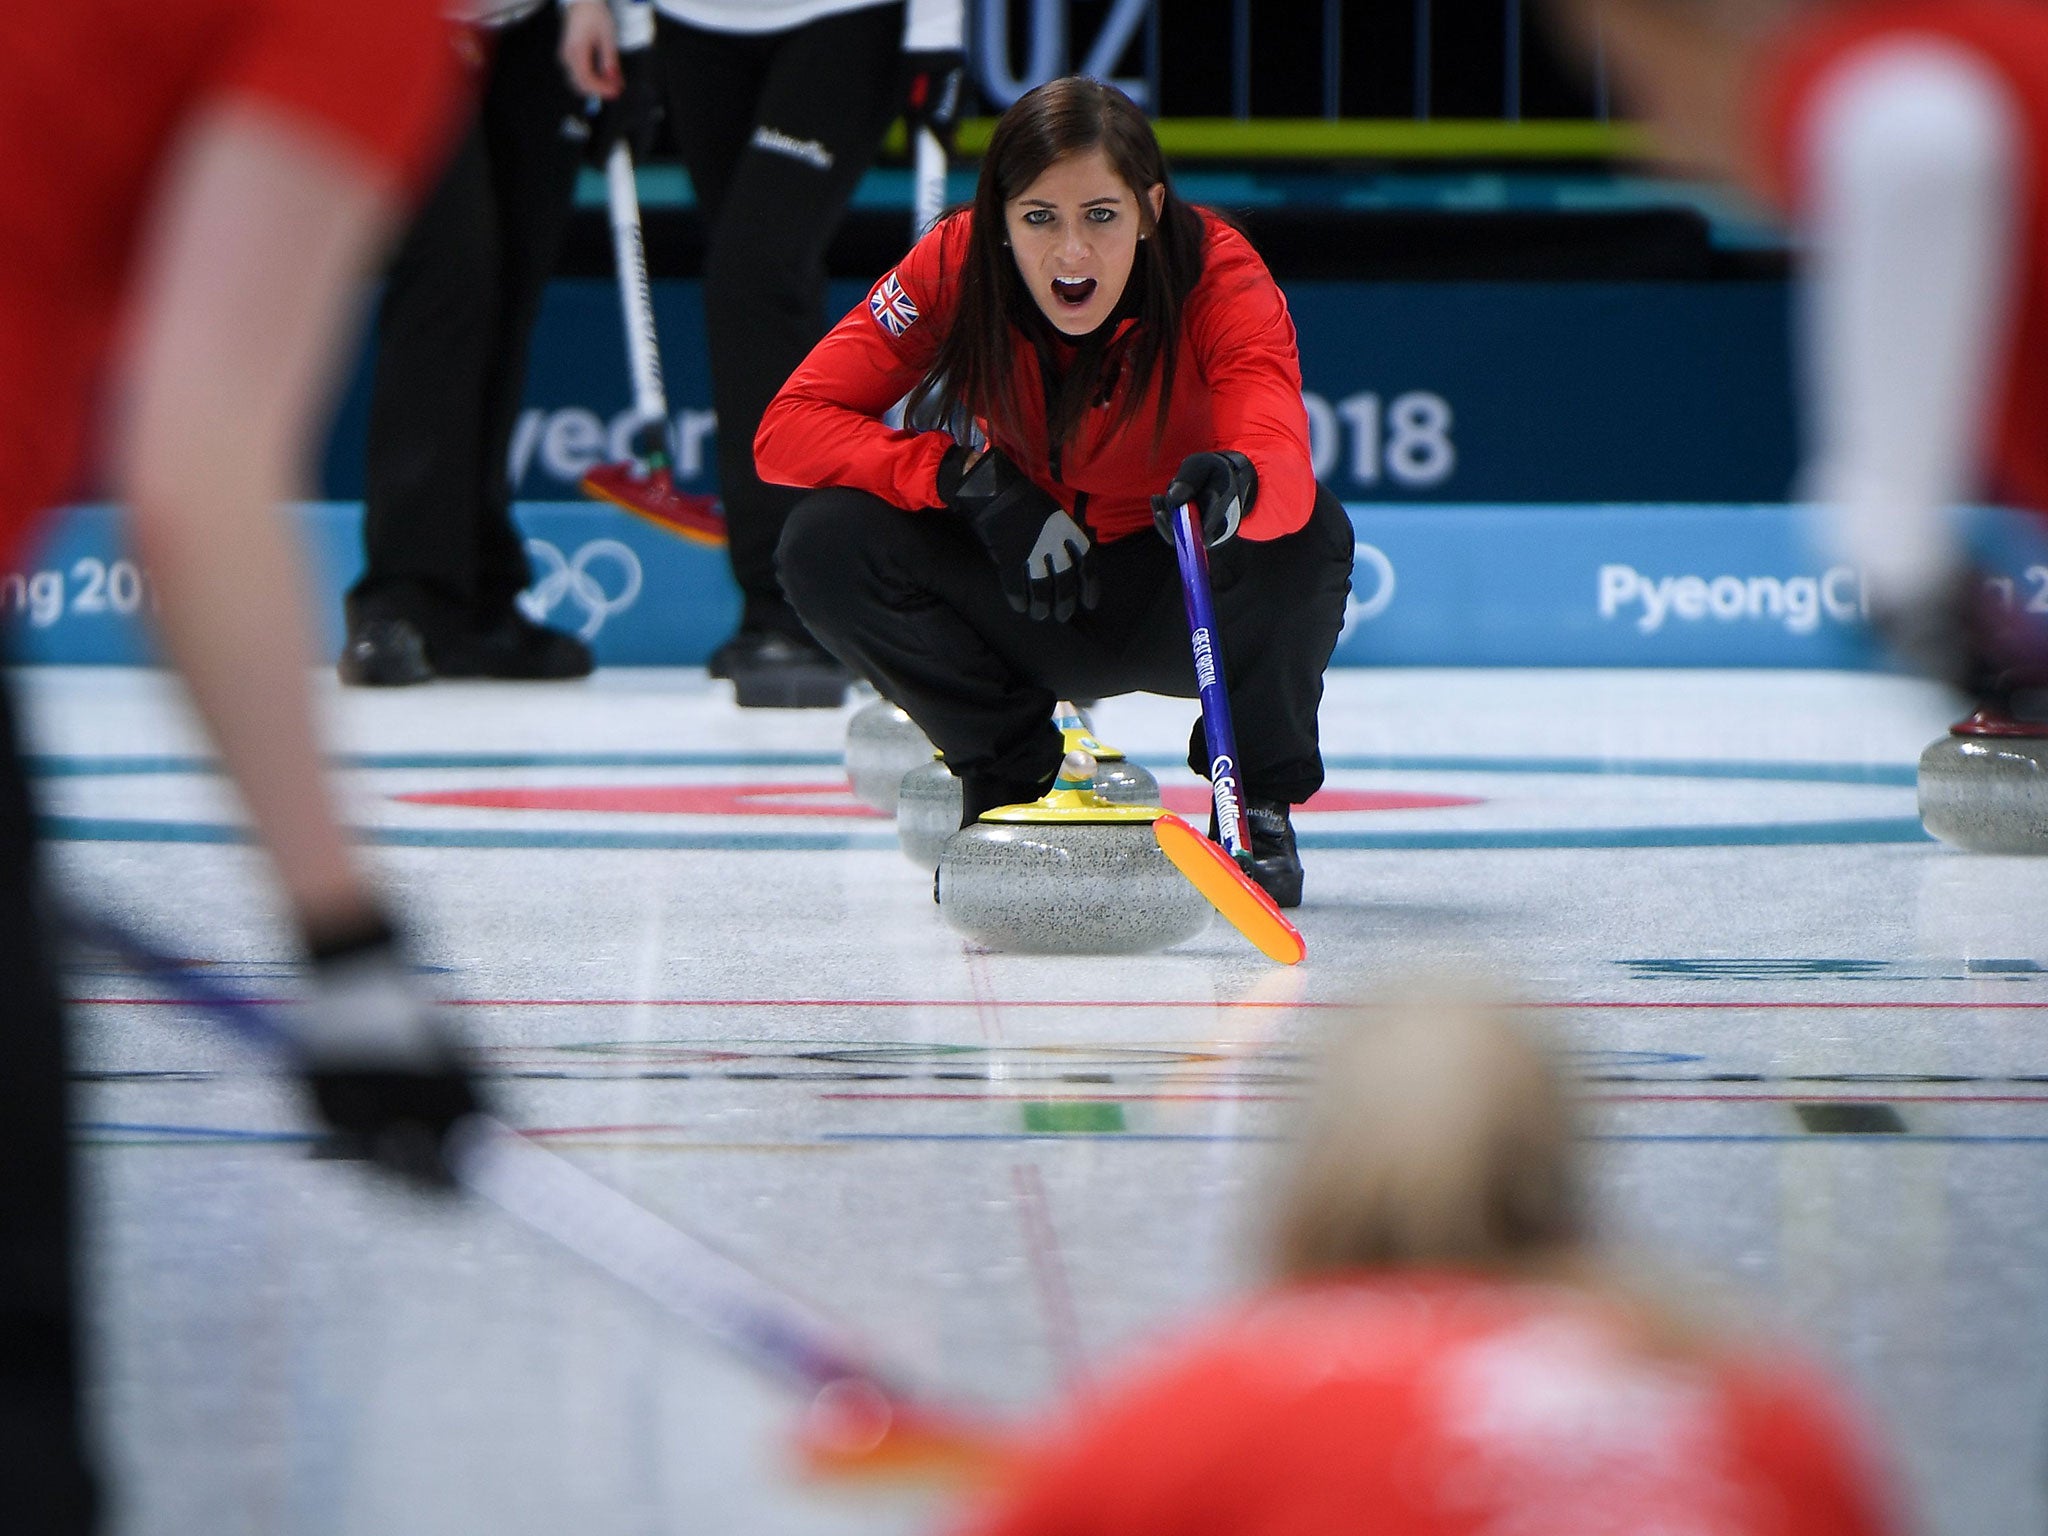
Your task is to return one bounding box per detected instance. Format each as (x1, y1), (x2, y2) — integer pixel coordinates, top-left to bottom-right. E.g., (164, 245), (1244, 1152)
(1167, 501), (1250, 863)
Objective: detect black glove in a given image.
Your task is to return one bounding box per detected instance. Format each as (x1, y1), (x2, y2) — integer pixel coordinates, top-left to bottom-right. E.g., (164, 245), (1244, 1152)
(942, 445), (1098, 622)
(1151, 450), (1257, 548)
(584, 46), (664, 165)
(902, 48), (967, 148)
(298, 917), (485, 1193)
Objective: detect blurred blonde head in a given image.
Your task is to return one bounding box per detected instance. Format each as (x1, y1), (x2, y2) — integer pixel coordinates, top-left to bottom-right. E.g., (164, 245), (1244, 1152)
(1270, 984), (1586, 1281)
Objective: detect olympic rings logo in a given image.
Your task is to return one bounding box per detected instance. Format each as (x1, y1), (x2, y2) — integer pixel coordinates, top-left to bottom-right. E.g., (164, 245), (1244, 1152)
(1341, 542), (1396, 640)
(518, 538), (644, 640)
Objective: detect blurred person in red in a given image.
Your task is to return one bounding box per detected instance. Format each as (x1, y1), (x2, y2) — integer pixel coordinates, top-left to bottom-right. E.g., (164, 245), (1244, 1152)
(947, 990), (1903, 1536)
(1, 1), (485, 1527)
(1552, 0), (2048, 712)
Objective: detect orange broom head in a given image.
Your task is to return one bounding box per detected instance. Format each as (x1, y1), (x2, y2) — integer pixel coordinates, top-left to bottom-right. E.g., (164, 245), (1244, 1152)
(792, 1376), (1013, 1486)
(1152, 811), (1306, 965)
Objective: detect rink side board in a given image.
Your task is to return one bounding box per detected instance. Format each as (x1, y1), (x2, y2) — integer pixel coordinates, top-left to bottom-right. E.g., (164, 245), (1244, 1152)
(13, 500), (2048, 670)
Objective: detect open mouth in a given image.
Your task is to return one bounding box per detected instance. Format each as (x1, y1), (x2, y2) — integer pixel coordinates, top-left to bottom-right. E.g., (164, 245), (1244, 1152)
(1051, 277), (1097, 308)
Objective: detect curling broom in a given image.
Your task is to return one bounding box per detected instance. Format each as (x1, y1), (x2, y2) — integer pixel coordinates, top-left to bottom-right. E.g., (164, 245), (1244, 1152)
(580, 141), (726, 547)
(63, 906), (1008, 1482)
(1155, 502), (1307, 966)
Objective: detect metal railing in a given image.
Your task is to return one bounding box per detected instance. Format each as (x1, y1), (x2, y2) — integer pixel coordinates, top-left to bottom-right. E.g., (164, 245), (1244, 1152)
(970, 0), (1616, 144)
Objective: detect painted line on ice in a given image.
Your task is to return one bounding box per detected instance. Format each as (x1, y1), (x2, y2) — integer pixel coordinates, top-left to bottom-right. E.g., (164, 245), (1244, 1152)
(39, 813), (1932, 850)
(819, 1131), (2048, 1146)
(26, 750), (845, 776)
(818, 1090), (2048, 1106)
(76, 1121), (306, 1143)
(1012, 1164), (1089, 1386)
(73, 1119), (842, 1152)
(26, 750), (1915, 784)
(36, 816), (903, 851)
(68, 994), (2048, 1011)
(71, 1119), (2048, 1149)
(1318, 754), (1915, 785)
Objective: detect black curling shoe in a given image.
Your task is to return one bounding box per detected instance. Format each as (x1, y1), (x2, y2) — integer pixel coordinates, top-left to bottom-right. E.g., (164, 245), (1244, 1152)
(959, 764), (1060, 828)
(727, 631), (851, 709)
(438, 611), (594, 680)
(704, 627), (762, 680)
(339, 593), (593, 686)
(1210, 796), (1304, 908)
(339, 617), (433, 686)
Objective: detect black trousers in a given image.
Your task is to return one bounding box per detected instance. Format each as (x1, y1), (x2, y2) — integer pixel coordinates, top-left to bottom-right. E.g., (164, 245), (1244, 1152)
(0, 672), (98, 1533)
(654, 5), (905, 641)
(352, 7), (585, 624)
(779, 487), (1356, 803)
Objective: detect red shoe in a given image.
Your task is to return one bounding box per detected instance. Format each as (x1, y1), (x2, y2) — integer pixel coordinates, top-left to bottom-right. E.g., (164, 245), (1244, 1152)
(581, 463), (727, 547)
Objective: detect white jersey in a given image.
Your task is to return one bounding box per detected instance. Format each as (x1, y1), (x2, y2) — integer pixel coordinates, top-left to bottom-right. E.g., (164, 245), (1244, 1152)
(651, 0), (962, 50)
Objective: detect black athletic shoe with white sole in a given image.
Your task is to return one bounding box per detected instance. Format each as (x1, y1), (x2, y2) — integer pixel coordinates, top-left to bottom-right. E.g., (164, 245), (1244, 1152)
(1209, 796), (1304, 908)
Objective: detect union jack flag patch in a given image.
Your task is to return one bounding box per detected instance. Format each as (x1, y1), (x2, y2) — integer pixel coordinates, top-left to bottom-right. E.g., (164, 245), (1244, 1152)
(869, 273), (918, 337)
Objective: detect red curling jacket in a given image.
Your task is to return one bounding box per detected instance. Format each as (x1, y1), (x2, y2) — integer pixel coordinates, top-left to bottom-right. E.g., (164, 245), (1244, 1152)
(0, 0), (460, 568)
(755, 209), (1316, 544)
(1752, 0), (2048, 518)
(949, 1274), (1903, 1536)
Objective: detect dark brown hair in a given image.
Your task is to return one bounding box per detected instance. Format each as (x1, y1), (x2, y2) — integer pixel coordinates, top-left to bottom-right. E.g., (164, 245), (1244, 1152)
(907, 77), (1206, 461)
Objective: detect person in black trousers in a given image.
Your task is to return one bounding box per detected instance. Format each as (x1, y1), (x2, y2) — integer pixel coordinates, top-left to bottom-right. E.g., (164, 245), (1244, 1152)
(759, 80), (1352, 905)
(0, 685), (95, 1529)
(651, 0), (966, 706)
(343, 0), (636, 684)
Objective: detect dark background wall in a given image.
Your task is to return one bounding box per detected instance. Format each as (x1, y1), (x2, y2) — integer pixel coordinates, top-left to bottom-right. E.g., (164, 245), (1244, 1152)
(1147, 0), (1598, 119)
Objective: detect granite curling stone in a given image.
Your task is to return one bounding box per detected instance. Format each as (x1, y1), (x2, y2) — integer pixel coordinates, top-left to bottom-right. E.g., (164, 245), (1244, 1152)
(934, 749), (1208, 954)
(896, 752), (960, 869)
(898, 703), (1163, 868)
(844, 697), (936, 813)
(1919, 707), (2048, 852)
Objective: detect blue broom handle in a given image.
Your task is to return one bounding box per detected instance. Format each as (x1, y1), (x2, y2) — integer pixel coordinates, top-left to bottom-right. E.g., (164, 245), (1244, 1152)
(1167, 502), (1249, 861)
(66, 907), (887, 1396)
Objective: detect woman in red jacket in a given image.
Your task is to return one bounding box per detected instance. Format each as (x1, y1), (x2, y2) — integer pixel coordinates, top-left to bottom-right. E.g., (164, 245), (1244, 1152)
(948, 991), (1905, 1536)
(755, 77), (1353, 907)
